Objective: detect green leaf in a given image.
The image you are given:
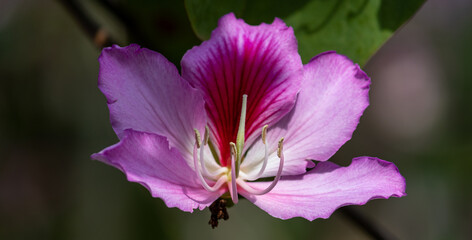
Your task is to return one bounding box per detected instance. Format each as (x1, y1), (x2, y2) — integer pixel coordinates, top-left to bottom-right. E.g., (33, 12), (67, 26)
(378, 0), (425, 30)
(285, 0), (390, 65)
(184, 0), (245, 40)
(184, 0), (310, 40)
(185, 0), (425, 66)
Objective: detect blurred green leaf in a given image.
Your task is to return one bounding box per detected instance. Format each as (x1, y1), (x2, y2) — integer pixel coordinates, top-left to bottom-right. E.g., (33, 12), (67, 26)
(184, 0), (310, 40)
(185, 0), (425, 65)
(378, 0), (425, 30)
(184, 0), (245, 40)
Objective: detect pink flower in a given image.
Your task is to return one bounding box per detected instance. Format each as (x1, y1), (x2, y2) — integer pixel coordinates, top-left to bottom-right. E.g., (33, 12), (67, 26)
(92, 13), (405, 221)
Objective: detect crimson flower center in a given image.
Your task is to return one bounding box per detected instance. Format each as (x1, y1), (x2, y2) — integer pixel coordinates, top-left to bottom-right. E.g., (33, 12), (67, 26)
(192, 95), (285, 204)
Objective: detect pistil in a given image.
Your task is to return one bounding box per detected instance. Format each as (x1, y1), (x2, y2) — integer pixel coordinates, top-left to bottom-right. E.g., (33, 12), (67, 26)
(234, 94), (248, 178)
(193, 94), (285, 199)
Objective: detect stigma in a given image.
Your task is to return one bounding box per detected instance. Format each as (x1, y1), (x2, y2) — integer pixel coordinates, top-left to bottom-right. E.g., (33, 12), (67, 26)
(193, 94), (285, 204)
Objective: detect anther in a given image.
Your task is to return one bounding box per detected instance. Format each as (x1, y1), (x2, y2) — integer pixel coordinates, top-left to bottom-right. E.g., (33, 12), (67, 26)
(277, 137), (284, 158)
(204, 126), (210, 145)
(194, 129), (202, 148)
(261, 125), (268, 144)
(229, 142), (237, 157)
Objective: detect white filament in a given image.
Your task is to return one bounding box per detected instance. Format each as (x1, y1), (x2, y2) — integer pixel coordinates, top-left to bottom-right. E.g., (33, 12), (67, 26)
(237, 138), (285, 195)
(193, 143), (227, 192)
(244, 136), (269, 181)
(195, 128), (226, 179)
(229, 146), (239, 203)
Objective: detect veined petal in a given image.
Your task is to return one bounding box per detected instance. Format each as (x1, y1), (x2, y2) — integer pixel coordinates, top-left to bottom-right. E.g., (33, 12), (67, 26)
(181, 13), (303, 166)
(242, 52), (369, 177)
(92, 130), (224, 212)
(98, 44), (206, 164)
(240, 157), (406, 220)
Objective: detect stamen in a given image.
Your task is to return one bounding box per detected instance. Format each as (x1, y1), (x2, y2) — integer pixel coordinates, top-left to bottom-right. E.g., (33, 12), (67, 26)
(237, 137), (285, 195)
(229, 142), (237, 163)
(235, 94), (248, 178)
(229, 142), (238, 204)
(195, 128), (223, 178)
(193, 135), (227, 192)
(261, 125), (268, 144)
(245, 125), (269, 181)
(200, 127), (214, 177)
(194, 129), (201, 148)
(203, 125), (210, 145)
(277, 137), (284, 158)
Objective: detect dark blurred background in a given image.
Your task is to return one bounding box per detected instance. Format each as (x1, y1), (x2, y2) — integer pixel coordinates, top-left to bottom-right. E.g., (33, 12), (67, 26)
(0, 0), (471, 239)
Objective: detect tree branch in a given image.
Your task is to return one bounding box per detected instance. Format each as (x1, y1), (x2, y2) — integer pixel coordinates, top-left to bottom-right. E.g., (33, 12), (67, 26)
(340, 207), (398, 240)
(58, 0), (116, 48)
(95, 0), (151, 47)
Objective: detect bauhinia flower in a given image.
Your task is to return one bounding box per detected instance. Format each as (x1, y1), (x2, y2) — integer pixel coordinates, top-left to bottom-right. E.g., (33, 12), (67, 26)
(92, 13), (405, 226)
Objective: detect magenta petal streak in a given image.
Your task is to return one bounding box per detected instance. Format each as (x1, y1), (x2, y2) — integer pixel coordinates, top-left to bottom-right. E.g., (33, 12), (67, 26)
(182, 13), (303, 166)
(241, 52), (371, 178)
(240, 157), (406, 220)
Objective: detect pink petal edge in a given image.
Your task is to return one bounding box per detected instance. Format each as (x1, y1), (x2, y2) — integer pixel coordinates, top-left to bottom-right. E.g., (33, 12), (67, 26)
(240, 157), (406, 220)
(98, 44), (207, 166)
(91, 130), (224, 212)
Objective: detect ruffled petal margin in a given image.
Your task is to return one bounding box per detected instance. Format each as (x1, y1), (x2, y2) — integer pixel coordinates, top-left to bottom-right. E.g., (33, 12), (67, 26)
(92, 130), (224, 212)
(242, 52), (370, 178)
(240, 157), (406, 220)
(181, 13), (303, 166)
(98, 44), (206, 164)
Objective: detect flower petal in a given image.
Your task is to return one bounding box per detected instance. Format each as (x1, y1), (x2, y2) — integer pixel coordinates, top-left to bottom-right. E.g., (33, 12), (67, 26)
(92, 130), (224, 212)
(98, 44), (206, 164)
(181, 13), (303, 166)
(242, 52), (370, 177)
(240, 157), (406, 220)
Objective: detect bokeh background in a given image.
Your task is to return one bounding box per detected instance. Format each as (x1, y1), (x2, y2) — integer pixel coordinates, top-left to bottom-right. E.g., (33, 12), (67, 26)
(1, 0), (471, 239)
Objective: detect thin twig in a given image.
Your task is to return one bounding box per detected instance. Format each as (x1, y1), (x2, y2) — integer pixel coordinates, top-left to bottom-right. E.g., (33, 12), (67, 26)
(95, 0), (150, 47)
(340, 207), (397, 240)
(58, 0), (116, 48)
